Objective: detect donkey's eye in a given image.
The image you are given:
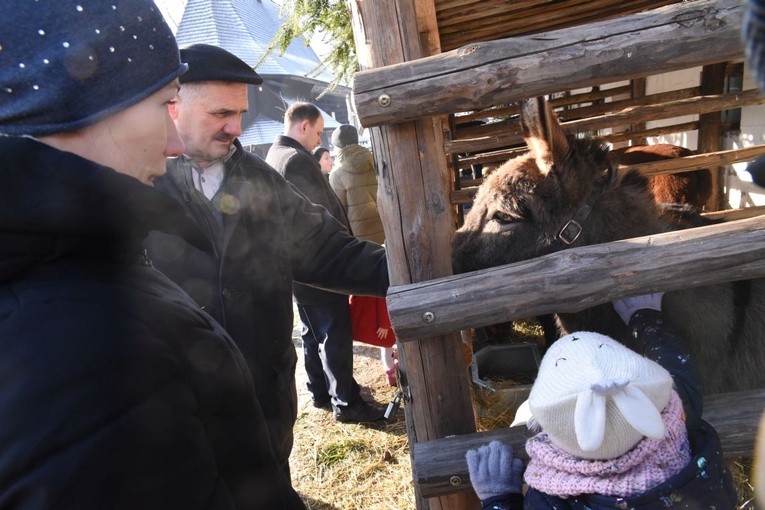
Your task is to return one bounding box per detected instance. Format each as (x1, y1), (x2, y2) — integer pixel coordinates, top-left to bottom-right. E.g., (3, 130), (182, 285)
(490, 210), (519, 225)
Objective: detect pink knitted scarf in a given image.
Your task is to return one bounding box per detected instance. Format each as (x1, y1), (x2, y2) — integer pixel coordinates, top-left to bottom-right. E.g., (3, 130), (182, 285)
(524, 391), (691, 498)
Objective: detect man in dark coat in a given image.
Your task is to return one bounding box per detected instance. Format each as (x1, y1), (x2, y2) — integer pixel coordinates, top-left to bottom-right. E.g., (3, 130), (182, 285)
(266, 103), (387, 425)
(0, 2), (303, 507)
(145, 45), (389, 481)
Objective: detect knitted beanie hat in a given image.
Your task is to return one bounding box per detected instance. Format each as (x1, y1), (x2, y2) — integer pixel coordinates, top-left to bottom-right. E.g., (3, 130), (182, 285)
(0, 0), (186, 136)
(332, 124), (359, 148)
(528, 332), (673, 460)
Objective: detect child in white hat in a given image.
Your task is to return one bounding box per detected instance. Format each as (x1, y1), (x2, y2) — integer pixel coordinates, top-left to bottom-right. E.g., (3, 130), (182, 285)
(466, 295), (737, 509)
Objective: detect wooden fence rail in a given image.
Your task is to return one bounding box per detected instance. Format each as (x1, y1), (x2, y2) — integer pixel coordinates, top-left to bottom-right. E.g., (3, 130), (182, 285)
(386, 215), (765, 341)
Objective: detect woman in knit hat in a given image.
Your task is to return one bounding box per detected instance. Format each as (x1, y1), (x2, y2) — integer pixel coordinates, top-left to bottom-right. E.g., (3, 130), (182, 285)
(0, 1), (303, 507)
(466, 295), (737, 509)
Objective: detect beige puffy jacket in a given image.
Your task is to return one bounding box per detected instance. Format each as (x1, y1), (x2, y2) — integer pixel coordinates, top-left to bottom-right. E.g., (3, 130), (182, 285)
(329, 144), (385, 244)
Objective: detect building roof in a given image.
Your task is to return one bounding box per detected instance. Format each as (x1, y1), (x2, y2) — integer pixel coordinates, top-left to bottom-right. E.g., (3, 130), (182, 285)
(175, 0), (335, 83)
(239, 113), (284, 147)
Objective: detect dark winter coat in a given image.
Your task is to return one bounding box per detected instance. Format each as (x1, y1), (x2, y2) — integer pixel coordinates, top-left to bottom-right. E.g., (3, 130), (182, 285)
(0, 137), (304, 509)
(146, 140), (388, 472)
(266, 135), (378, 306)
(329, 144), (385, 244)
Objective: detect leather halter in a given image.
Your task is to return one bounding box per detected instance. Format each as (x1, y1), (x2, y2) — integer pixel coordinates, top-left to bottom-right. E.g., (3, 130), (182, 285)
(556, 167), (613, 245)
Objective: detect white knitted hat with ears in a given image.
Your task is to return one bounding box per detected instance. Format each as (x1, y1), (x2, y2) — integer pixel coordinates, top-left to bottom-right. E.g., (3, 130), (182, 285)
(528, 332), (673, 460)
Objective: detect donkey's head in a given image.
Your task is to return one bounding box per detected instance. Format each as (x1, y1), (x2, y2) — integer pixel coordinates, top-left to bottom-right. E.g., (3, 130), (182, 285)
(452, 97), (667, 274)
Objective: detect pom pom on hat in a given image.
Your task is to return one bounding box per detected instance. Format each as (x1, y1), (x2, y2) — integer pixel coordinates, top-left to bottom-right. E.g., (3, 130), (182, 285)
(528, 332), (673, 460)
(332, 124), (359, 148)
(179, 44), (262, 85)
(0, 0), (187, 136)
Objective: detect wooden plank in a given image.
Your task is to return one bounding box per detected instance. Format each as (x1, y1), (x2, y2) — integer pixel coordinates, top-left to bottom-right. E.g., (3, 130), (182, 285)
(450, 144), (765, 203)
(413, 388), (765, 498)
(601, 121), (699, 144)
(625, 145), (765, 176)
(349, 1), (478, 508)
(438, 1), (680, 51)
(699, 63), (728, 210)
(706, 204), (765, 221)
(454, 85), (633, 123)
(353, 0), (744, 127)
(386, 215), (765, 341)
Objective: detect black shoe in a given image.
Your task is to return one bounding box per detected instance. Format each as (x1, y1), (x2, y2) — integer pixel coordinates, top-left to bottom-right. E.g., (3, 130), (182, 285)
(332, 399), (385, 423)
(312, 395), (331, 409)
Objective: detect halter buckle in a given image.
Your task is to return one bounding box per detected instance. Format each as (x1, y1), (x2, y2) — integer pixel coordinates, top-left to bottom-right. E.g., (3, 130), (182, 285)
(558, 219), (583, 245)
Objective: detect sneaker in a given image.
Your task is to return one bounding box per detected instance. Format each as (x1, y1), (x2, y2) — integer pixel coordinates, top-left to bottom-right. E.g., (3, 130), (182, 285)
(332, 399), (385, 423)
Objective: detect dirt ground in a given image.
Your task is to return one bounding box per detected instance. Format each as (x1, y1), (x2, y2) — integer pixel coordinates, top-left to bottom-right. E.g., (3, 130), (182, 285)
(289, 304), (416, 509)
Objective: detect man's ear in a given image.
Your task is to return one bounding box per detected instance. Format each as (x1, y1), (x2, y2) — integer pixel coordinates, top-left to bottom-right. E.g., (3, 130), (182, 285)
(300, 119), (311, 133)
(167, 100), (179, 121)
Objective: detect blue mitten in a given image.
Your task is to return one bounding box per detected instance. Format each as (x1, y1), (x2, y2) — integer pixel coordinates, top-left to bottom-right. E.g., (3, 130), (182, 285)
(612, 292), (664, 325)
(465, 440), (524, 501)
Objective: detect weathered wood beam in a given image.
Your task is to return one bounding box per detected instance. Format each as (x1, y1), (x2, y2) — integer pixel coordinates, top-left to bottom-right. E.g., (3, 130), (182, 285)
(353, 0), (744, 127)
(350, 0), (478, 508)
(386, 215), (765, 341)
(413, 388), (765, 498)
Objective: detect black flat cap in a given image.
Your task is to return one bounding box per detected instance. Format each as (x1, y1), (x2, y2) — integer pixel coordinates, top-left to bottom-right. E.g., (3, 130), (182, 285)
(179, 43), (263, 85)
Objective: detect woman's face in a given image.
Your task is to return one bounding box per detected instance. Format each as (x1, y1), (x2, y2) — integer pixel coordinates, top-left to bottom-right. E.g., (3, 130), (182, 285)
(73, 81), (184, 186)
(319, 151), (333, 174)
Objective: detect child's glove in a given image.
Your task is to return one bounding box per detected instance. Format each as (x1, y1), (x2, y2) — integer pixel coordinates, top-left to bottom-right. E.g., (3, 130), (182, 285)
(465, 441), (523, 501)
(612, 292), (664, 325)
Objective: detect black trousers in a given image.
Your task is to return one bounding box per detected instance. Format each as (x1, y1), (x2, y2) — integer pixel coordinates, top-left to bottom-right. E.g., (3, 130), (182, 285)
(297, 300), (360, 407)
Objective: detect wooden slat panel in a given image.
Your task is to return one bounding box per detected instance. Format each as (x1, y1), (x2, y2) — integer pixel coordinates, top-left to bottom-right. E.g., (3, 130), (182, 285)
(439, 0), (681, 50)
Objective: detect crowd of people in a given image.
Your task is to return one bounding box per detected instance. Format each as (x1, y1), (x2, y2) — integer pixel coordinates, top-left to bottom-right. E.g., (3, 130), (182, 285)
(0, 0), (763, 507)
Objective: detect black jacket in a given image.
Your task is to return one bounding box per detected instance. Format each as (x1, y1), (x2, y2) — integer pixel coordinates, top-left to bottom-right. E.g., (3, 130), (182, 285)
(146, 141), (388, 469)
(0, 137), (304, 509)
(266, 135), (371, 305)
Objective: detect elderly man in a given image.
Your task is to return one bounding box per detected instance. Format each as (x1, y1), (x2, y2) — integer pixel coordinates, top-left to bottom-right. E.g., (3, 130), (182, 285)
(145, 45), (388, 481)
(266, 104), (387, 425)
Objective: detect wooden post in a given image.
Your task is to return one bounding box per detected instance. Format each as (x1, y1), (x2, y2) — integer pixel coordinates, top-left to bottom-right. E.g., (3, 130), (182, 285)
(349, 1), (479, 508)
(699, 62), (728, 211)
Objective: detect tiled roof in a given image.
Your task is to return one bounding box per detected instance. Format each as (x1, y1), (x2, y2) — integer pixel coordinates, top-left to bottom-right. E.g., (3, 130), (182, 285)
(175, 0), (335, 83)
(239, 113), (285, 147)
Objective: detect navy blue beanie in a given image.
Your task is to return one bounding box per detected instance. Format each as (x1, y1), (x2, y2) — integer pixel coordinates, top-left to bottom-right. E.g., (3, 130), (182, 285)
(745, 0), (765, 93)
(0, 0), (187, 136)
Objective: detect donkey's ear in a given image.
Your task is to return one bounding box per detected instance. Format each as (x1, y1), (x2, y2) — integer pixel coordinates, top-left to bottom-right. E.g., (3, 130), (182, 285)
(520, 96), (570, 175)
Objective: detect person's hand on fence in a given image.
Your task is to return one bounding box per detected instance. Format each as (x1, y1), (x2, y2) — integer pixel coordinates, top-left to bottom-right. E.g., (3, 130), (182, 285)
(465, 440), (523, 501)
(612, 292), (664, 325)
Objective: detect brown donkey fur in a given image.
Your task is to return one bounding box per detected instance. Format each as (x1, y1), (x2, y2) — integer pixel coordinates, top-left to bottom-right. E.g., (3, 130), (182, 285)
(610, 144), (713, 210)
(452, 97), (765, 395)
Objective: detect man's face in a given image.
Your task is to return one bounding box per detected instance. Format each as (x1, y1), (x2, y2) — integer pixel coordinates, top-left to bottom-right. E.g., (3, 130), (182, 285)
(170, 81), (248, 167)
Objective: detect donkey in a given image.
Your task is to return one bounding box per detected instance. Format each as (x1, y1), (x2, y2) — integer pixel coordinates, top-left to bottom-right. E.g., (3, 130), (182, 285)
(452, 97), (765, 395)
